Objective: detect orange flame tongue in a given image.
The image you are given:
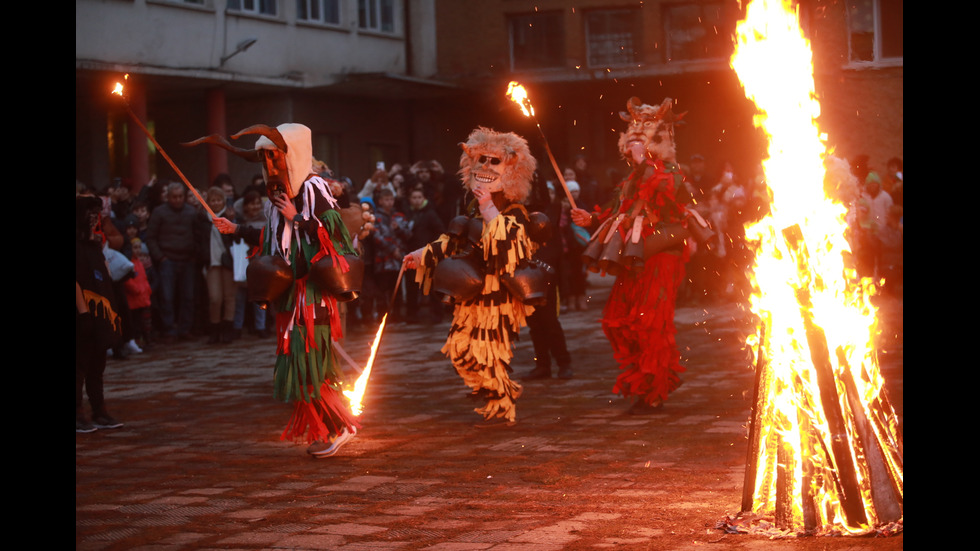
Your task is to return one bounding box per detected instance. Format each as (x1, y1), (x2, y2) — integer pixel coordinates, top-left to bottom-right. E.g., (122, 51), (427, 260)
(732, 0), (902, 536)
(343, 314), (387, 416)
(506, 81), (534, 118)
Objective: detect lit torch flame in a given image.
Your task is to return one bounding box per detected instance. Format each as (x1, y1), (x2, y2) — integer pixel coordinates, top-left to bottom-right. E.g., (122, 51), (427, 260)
(732, 0), (902, 536)
(112, 82), (124, 97)
(505, 81), (577, 209)
(506, 81), (535, 118)
(343, 315), (386, 416)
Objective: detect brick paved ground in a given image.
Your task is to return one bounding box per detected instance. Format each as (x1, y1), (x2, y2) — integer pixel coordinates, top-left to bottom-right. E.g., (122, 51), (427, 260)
(76, 273), (903, 550)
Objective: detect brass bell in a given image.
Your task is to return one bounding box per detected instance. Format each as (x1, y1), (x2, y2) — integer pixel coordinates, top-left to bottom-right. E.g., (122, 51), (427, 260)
(621, 232), (646, 272)
(580, 219), (609, 272)
(246, 255), (293, 303)
(597, 230), (625, 276)
(526, 211), (552, 243)
(643, 224), (690, 257)
(311, 254), (364, 302)
(501, 260), (555, 306)
(432, 253), (485, 304)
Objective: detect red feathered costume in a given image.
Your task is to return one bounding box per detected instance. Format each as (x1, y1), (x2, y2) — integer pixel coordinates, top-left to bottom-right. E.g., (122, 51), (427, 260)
(600, 160), (690, 407)
(578, 97), (694, 410)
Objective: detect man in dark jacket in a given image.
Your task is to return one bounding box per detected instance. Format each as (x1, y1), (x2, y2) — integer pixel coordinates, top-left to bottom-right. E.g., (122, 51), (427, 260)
(146, 182), (202, 342)
(403, 186), (445, 323)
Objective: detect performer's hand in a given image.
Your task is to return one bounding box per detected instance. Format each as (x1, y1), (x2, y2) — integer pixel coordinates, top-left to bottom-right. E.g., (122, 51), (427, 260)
(402, 248), (424, 270)
(473, 185), (499, 221)
(472, 184), (492, 206)
(358, 206), (376, 240)
(212, 216), (238, 235)
(272, 194), (299, 221)
(570, 208), (593, 227)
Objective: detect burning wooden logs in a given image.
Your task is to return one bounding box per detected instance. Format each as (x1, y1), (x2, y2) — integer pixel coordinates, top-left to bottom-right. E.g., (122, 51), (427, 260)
(738, 224), (903, 535)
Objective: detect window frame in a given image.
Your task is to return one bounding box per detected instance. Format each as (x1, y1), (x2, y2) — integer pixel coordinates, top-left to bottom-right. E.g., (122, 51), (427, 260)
(662, 1), (732, 63)
(846, 0), (903, 67)
(508, 10), (566, 71)
(357, 0), (398, 35)
(227, 0), (279, 17)
(584, 7), (643, 68)
(297, 0), (342, 27)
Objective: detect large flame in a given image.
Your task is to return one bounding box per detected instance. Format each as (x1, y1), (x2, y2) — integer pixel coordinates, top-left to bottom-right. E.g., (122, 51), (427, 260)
(343, 313), (387, 416)
(506, 81), (535, 118)
(732, 0), (902, 536)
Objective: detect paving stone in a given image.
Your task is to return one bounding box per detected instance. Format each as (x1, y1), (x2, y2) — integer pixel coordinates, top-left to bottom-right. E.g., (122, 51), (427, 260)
(76, 273), (903, 550)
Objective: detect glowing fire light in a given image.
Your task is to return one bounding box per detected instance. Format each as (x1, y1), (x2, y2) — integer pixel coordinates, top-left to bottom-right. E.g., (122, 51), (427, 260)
(343, 313), (387, 416)
(731, 0), (902, 536)
(505, 81), (577, 209)
(506, 81), (534, 117)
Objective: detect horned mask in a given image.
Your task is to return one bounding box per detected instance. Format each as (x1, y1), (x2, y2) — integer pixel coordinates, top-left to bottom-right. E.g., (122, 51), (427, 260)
(458, 127), (536, 204)
(184, 123), (314, 199)
(617, 97), (684, 164)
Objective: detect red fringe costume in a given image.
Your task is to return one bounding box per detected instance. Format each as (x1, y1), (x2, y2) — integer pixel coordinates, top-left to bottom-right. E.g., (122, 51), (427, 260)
(595, 160), (691, 406)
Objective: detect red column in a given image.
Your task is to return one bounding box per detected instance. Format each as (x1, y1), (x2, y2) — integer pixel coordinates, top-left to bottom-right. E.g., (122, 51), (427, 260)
(127, 81), (150, 195)
(206, 88), (228, 185)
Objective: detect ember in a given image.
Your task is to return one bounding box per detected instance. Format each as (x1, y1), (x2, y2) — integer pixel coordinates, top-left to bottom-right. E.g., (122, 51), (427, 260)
(728, 0), (902, 536)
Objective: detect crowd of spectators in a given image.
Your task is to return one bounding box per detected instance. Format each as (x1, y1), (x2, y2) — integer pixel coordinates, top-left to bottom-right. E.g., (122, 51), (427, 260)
(78, 150), (902, 357)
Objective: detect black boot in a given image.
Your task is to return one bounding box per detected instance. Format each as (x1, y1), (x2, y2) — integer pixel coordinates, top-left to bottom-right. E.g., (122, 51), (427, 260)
(207, 323), (221, 344)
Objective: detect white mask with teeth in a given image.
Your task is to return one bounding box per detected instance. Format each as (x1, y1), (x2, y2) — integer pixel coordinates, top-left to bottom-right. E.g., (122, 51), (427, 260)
(456, 127), (536, 205)
(471, 154), (505, 193)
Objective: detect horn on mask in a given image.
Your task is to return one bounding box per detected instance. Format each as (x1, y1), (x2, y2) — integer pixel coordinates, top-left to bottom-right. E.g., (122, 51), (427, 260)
(181, 134), (263, 162)
(232, 124), (289, 153)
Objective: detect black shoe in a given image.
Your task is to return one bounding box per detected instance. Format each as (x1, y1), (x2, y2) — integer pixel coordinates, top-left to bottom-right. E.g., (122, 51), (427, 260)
(557, 365), (574, 379)
(92, 413), (124, 429)
(76, 415), (97, 433)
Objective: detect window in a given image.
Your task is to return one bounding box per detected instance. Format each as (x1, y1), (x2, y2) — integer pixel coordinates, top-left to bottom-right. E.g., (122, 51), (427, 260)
(298, 0), (340, 25)
(358, 0), (396, 33)
(848, 0), (902, 63)
(509, 11), (565, 70)
(586, 8), (642, 67)
(663, 2), (731, 62)
(227, 0), (278, 17)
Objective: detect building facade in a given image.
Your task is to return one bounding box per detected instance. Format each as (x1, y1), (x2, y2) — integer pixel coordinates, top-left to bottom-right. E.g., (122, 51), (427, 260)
(76, 0), (902, 199)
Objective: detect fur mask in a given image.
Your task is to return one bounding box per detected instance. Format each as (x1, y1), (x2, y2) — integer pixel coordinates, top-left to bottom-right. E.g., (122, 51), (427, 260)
(617, 97), (684, 164)
(458, 127), (536, 204)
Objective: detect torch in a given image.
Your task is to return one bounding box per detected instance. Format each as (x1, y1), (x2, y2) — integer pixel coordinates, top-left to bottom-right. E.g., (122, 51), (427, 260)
(343, 262), (407, 416)
(111, 77), (219, 219)
(505, 82), (577, 210)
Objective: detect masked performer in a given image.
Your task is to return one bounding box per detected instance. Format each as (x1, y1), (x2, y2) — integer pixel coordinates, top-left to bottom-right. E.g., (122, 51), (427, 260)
(404, 127), (537, 425)
(193, 123), (364, 457)
(571, 98), (696, 413)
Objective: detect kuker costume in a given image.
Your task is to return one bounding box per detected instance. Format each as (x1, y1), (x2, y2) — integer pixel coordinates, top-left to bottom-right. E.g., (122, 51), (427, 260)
(186, 123), (362, 454)
(579, 98), (702, 412)
(410, 128), (540, 424)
